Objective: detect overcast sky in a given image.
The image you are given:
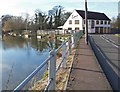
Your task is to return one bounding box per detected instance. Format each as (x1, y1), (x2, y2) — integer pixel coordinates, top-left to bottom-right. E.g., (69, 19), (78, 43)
(0, 0), (119, 19)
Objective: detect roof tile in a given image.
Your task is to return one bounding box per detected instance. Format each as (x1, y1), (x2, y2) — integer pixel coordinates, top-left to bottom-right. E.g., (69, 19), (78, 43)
(76, 10), (111, 21)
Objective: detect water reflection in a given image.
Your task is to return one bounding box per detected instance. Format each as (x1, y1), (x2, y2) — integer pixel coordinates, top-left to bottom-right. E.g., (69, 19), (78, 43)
(1, 36), (61, 90)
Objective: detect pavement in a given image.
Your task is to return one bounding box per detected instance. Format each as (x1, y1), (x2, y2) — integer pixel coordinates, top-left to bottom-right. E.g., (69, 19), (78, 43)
(66, 36), (112, 90)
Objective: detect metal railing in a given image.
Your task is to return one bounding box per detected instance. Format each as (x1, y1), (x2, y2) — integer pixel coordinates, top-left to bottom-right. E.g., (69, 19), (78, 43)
(13, 30), (83, 91)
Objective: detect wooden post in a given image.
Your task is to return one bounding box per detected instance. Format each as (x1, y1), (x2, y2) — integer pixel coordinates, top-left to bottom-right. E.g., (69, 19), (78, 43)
(85, 0), (88, 45)
(62, 41), (66, 68)
(49, 50), (56, 90)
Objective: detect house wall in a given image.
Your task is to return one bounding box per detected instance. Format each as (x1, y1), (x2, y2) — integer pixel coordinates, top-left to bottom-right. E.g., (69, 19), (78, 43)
(63, 10), (83, 31)
(83, 19), (111, 33)
(94, 20), (111, 33)
(63, 10), (111, 33)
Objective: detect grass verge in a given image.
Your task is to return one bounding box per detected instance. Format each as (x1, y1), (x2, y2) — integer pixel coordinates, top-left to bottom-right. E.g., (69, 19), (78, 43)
(114, 34), (120, 37)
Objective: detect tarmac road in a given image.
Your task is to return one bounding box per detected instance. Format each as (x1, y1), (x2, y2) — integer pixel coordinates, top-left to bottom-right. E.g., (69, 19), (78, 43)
(89, 34), (120, 91)
(103, 34), (119, 45)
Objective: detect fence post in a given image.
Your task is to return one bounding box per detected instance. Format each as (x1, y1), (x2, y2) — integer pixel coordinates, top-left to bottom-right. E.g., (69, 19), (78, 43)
(71, 31), (75, 48)
(49, 50), (56, 90)
(68, 37), (71, 55)
(75, 31), (79, 45)
(74, 32), (77, 47)
(62, 41), (66, 68)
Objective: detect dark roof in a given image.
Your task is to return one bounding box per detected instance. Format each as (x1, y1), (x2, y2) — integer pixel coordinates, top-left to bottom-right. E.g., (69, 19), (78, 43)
(76, 10), (111, 21)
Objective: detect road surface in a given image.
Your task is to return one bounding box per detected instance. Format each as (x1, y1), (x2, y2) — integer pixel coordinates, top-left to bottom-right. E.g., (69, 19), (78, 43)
(89, 34), (120, 91)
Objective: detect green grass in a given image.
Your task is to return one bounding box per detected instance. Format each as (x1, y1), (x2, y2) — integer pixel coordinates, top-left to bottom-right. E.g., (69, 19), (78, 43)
(56, 34), (71, 41)
(42, 69), (48, 78)
(115, 34), (120, 37)
(56, 34), (71, 37)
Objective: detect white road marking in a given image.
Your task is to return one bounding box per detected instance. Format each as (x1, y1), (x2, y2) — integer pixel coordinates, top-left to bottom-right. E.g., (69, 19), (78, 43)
(104, 35), (119, 45)
(100, 35), (119, 48)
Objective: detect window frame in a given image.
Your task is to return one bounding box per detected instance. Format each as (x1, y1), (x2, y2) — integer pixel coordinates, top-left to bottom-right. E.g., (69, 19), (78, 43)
(108, 21), (110, 24)
(75, 27), (80, 30)
(75, 20), (79, 24)
(68, 27), (72, 30)
(104, 21), (107, 24)
(100, 20), (103, 24)
(91, 20), (95, 28)
(69, 20), (72, 24)
(96, 20), (99, 25)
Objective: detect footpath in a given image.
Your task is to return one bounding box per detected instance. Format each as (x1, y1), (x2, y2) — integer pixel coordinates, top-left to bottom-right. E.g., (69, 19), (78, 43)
(66, 36), (112, 90)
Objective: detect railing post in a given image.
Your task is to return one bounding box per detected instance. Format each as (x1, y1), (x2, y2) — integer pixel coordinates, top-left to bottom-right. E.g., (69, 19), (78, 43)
(74, 32), (77, 46)
(71, 30), (75, 48)
(49, 50), (56, 90)
(75, 31), (79, 44)
(68, 37), (71, 55)
(62, 41), (66, 68)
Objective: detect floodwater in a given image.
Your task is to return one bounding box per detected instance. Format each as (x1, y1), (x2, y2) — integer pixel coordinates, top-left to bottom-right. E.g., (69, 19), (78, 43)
(0, 36), (60, 91)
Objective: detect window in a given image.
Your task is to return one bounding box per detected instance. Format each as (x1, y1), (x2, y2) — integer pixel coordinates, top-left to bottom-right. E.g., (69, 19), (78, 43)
(69, 20), (72, 24)
(84, 19), (85, 24)
(104, 21), (107, 24)
(68, 28), (72, 30)
(108, 21), (110, 24)
(75, 27), (79, 30)
(104, 27), (106, 31)
(101, 21), (103, 24)
(96, 20), (99, 24)
(91, 20), (94, 28)
(100, 27), (103, 33)
(95, 27), (99, 33)
(75, 20), (79, 24)
(88, 20), (91, 26)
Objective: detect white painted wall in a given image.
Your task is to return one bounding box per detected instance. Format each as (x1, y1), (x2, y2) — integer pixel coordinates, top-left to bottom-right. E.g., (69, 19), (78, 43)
(87, 20), (111, 33)
(94, 20), (111, 27)
(63, 10), (83, 30)
(63, 10), (111, 33)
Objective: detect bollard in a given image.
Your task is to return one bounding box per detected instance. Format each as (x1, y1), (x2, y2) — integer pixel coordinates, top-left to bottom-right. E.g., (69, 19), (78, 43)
(49, 50), (56, 90)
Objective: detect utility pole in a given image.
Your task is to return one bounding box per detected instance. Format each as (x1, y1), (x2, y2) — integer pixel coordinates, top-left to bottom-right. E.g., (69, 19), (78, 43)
(85, 0), (88, 44)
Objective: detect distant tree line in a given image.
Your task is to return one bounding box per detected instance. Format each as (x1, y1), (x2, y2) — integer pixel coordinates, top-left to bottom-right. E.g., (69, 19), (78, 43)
(1, 5), (71, 34)
(111, 16), (120, 28)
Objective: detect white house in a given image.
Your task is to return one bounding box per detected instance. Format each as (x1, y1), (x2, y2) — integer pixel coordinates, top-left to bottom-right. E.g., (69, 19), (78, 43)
(63, 10), (111, 33)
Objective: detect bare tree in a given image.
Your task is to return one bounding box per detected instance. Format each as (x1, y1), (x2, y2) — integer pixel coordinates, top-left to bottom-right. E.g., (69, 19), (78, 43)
(111, 16), (120, 28)
(34, 9), (49, 30)
(3, 16), (26, 34)
(48, 5), (64, 28)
